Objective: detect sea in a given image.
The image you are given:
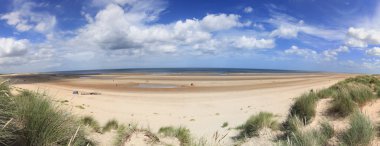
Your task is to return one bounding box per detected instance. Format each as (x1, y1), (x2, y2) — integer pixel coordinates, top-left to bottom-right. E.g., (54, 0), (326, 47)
(48, 68), (316, 75)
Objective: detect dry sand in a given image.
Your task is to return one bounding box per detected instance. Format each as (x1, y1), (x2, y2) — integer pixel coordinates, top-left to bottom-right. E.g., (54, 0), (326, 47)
(4, 73), (353, 145)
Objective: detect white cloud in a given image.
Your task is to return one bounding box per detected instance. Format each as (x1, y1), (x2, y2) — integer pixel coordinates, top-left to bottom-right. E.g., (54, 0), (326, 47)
(322, 46), (349, 61)
(362, 59), (380, 69)
(191, 39), (219, 54)
(284, 45), (318, 59)
(73, 3), (268, 56)
(233, 36), (275, 49)
(271, 25), (298, 38)
(200, 14), (243, 31)
(346, 37), (368, 48)
(284, 45), (350, 61)
(0, 38), (57, 69)
(92, 0), (156, 7)
(91, 0), (167, 22)
(345, 3), (380, 48)
(0, 2), (56, 34)
(366, 47), (380, 56)
(157, 45), (177, 53)
(345, 27), (380, 47)
(269, 13), (344, 40)
(243, 7), (253, 13)
(0, 0), (276, 70)
(0, 38), (28, 57)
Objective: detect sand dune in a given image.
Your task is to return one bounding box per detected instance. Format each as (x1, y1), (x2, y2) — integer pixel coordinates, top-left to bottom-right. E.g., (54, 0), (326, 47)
(7, 73), (353, 145)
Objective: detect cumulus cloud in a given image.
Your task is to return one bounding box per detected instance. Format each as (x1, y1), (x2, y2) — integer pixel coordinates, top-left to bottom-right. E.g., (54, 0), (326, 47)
(366, 47), (380, 56)
(322, 46), (349, 61)
(284, 45), (318, 59)
(346, 27), (380, 47)
(0, 0), (276, 69)
(233, 36), (275, 49)
(200, 14), (243, 31)
(0, 37), (56, 69)
(0, 2), (56, 34)
(0, 38), (28, 57)
(243, 7), (253, 13)
(7, 0), (367, 72)
(73, 3), (268, 56)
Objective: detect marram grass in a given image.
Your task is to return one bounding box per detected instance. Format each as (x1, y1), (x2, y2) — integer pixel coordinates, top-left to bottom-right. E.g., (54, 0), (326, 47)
(235, 112), (279, 140)
(280, 121), (334, 146)
(289, 92), (318, 123)
(81, 115), (101, 133)
(0, 85), (94, 146)
(340, 111), (375, 146)
(158, 126), (192, 146)
(102, 119), (119, 133)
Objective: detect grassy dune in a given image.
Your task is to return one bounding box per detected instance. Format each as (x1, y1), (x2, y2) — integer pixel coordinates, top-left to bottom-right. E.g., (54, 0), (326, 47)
(278, 75), (380, 146)
(233, 75), (380, 146)
(289, 92), (318, 124)
(0, 84), (93, 146)
(235, 112), (279, 140)
(341, 111), (375, 146)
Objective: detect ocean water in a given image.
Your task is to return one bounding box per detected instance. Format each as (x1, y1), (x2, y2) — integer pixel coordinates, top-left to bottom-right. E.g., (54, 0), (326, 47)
(49, 68), (314, 75)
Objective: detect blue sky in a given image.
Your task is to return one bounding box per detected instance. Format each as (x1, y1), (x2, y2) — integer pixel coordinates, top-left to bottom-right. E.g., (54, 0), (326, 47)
(1, 0), (380, 73)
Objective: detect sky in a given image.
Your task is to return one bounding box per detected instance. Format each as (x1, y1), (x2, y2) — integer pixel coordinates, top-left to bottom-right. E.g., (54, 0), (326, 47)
(1, 0), (380, 73)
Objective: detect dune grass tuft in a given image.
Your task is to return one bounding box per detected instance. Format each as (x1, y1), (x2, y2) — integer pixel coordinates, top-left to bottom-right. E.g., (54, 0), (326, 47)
(340, 112), (375, 146)
(0, 80), (10, 95)
(12, 90), (93, 146)
(341, 75), (380, 97)
(329, 92), (357, 117)
(102, 119), (119, 133)
(14, 91), (76, 145)
(343, 83), (375, 106)
(235, 112), (278, 140)
(283, 115), (304, 135)
(0, 81), (17, 145)
(113, 125), (129, 146)
(283, 130), (325, 146)
(329, 83), (375, 117)
(190, 137), (208, 146)
(221, 122), (228, 128)
(113, 123), (138, 146)
(22, 92), (92, 145)
(319, 121), (334, 140)
(289, 92), (318, 124)
(158, 126), (192, 146)
(342, 75), (380, 87)
(316, 88), (335, 99)
(0, 83), (94, 146)
(280, 121), (334, 146)
(283, 130), (320, 146)
(81, 116), (101, 133)
(375, 85), (380, 97)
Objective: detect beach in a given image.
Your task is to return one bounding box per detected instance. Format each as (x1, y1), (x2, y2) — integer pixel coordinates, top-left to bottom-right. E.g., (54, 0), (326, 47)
(5, 72), (353, 145)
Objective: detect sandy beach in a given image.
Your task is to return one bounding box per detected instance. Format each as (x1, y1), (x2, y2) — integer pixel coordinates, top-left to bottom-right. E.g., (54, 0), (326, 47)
(5, 73), (353, 145)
